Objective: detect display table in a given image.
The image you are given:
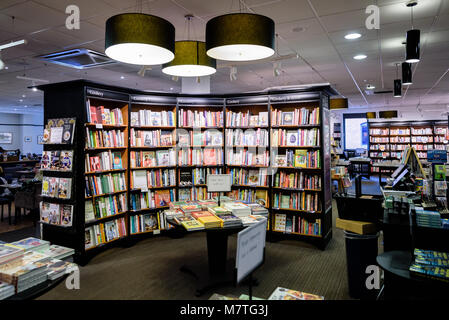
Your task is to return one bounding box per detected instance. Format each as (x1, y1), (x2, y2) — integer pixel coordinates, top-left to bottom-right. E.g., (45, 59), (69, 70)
(6, 275), (68, 300)
(167, 218), (255, 297)
(376, 250), (449, 300)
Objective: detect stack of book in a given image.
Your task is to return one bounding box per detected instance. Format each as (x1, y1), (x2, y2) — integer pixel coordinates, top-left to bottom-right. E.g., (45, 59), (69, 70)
(222, 202), (251, 217)
(11, 238), (50, 252)
(247, 203), (269, 217)
(409, 249), (449, 282)
(34, 245), (75, 261)
(191, 211), (221, 229)
(174, 215), (205, 231)
(268, 287), (324, 300)
(0, 244), (25, 266)
(415, 209), (442, 228)
(43, 259), (78, 280)
(0, 282), (15, 300)
(207, 206), (230, 215)
(215, 213), (243, 228)
(180, 203), (202, 214)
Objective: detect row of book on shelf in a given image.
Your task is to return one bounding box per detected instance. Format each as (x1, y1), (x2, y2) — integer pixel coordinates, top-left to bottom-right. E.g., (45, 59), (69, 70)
(273, 192), (321, 212)
(179, 168), (222, 186)
(178, 148), (223, 166)
(130, 129), (175, 147)
(130, 110), (175, 127)
(85, 217), (127, 249)
(228, 168), (269, 187)
(85, 151), (123, 172)
(41, 150), (73, 171)
(273, 150), (320, 168)
(271, 107), (319, 126)
(129, 210), (175, 234)
(86, 102), (124, 125)
(226, 111), (268, 127)
(129, 189), (175, 211)
(273, 214), (321, 236)
(40, 202), (73, 227)
(178, 109), (223, 127)
(225, 128), (269, 147)
(130, 150), (176, 168)
(226, 150), (269, 167)
(131, 169), (176, 189)
(85, 172), (127, 197)
(178, 130), (223, 147)
(271, 128), (320, 147)
(0, 238), (76, 298)
(85, 128), (125, 148)
(42, 177), (72, 199)
(273, 171), (321, 190)
(42, 118), (76, 145)
(85, 193), (127, 221)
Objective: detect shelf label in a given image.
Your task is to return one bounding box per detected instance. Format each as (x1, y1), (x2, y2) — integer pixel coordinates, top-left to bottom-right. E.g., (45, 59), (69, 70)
(153, 229), (160, 235)
(95, 124), (103, 129)
(206, 174), (232, 192)
(141, 186), (148, 193)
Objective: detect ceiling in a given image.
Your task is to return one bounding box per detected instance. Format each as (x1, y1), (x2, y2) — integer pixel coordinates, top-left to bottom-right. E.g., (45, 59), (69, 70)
(0, 0), (448, 115)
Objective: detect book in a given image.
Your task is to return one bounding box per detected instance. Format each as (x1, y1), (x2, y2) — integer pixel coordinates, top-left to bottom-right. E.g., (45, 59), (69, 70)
(143, 214), (159, 231)
(249, 115), (259, 127)
(294, 150), (307, 167)
(259, 112), (268, 126)
(0, 245), (24, 265)
(10, 238), (50, 252)
(268, 287), (324, 300)
(85, 200), (96, 222)
(48, 203), (61, 225)
(41, 177), (50, 197)
(58, 178), (72, 199)
(40, 151), (51, 170)
(50, 151), (61, 170)
(59, 150), (73, 171)
(35, 245), (74, 261)
(85, 227), (95, 249)
(282, 112), (294, 126)
(286, 131), (298, 146)
(48, 177), (60, 198)
(179, 170), (193, 186)
(155, 190), (171, 207)
(178, 133), (190, 147)
(112, 152), (122, 169)
(150, 112), (162, 126)
(156, 150), (170, 166)
(274, 155), (287, 167)
(60, 205), (73, 227)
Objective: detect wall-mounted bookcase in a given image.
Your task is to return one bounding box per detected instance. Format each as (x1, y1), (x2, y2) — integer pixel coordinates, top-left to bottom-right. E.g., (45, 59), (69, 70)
(369, 120), (448, 172)
(38, 81), (336, 263)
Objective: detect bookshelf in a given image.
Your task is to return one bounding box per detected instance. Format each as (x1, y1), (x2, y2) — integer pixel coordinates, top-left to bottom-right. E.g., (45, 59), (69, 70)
(177, 97), (225, 201)
(225, 96), (270, 209)
(268, 92), (332, 248)
(368, 121), (449, 167)
(38, 80), (336, 263)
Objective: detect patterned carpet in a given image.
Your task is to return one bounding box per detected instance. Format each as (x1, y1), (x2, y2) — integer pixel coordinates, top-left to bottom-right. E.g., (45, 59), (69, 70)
(37, 202), (353, 300)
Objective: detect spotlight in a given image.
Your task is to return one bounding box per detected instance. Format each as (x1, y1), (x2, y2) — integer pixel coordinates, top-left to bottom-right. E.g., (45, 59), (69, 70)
(137, 65), (152, 77)
(230, 66), (237, 81)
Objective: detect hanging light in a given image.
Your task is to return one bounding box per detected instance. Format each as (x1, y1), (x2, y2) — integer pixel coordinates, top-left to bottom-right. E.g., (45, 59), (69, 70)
(205, 12), (275, 61)
(105, 13), (175, 65)
(402, 62), (412, 85)
(405, 1), (420, 63)
(394, 63), (402, 97)
(162, 15), (216, 77)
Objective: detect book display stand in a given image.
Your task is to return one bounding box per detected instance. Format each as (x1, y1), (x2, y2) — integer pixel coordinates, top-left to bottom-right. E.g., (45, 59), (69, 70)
(37, 80), (336, 264)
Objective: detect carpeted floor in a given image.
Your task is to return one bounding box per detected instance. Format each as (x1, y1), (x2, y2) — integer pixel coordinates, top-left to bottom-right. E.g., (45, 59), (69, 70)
(36, 202), (356, 300)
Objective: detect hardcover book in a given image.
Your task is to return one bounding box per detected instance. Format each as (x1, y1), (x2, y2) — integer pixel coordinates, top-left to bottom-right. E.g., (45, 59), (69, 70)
(112, 152), (122, 169)
(286, 131), (298, 146)
(295, 150), (307, 168)
(259, 112), (268, 126)
(155, 190), (171, 207)
(282, 112), (294, 126)
(156, 150), (170, 166)
(59, 150), (73, 171)
(143, 214), (159, 231)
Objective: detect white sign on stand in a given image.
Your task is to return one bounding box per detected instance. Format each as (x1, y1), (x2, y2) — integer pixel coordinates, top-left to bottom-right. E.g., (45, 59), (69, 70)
(206, 174), (232, 193)
(236, 218), (267, 284)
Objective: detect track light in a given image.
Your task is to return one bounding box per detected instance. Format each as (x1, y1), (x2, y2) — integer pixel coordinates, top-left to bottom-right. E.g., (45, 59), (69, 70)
(230, 66), (237, 81)
(0, 39), (27, 51)
(393, 63), (402, 97)
(138, 65), (152, 77)
(0, 52), (4, 71)
(405, 1), (420, 63)
(273, 62), (282, 77)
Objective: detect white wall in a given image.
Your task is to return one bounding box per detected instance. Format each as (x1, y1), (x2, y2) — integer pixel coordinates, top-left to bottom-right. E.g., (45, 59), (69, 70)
(20, 113), (44, 155)
(0, 113), (22, 151)
(0, 112), (43, 156)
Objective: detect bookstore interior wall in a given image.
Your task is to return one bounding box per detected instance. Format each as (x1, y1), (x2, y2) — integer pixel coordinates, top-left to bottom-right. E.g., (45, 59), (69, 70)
(38, 80), (336, 264)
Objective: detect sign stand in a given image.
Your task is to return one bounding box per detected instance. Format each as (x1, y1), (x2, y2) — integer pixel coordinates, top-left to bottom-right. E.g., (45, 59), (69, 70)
(206, 174), (232, 206)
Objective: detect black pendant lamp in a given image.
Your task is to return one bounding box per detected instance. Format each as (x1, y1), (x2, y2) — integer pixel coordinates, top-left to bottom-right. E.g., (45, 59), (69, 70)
(402, 62), (412, 85)
(405, 1), (420, 63)
(205, 13), (275, 61)
(394, 63), (402, 97)
(162, 15), (216, 77)
(105, 13), (175, 65)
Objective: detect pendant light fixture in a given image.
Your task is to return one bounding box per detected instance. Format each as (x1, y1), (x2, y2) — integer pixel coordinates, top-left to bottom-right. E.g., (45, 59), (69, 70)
(405, 1), (420, 63)
(402, 62), (413, 85)
(394, 63), (402, 97)
(105, 13), (175, 65)
(162, 15), (216, 77)
(205, 1), (275, 61)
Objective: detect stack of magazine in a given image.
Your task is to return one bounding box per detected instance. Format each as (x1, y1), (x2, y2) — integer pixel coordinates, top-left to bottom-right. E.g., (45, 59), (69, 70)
(409, 248), (449, 282)
(0, 282), (15, 300)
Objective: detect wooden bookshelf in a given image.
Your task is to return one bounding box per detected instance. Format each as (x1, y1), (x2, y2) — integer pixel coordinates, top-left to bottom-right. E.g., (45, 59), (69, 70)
(39, 80), (337, 262)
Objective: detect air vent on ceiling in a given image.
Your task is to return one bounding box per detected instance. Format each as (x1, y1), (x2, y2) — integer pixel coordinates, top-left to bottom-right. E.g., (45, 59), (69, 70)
(37, 49), (117, 69)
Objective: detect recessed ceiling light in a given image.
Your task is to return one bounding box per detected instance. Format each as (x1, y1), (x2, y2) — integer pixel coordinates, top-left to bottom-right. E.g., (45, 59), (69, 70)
(353, 54), (367, 60)
(345, 33), (361, 40)
(22, 94), (26, 98)
(120, 76), (125, 79)
(19, 99), (23, 102)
